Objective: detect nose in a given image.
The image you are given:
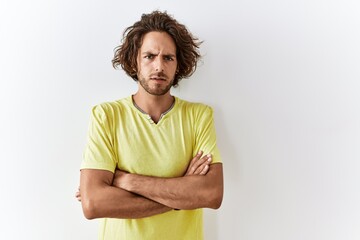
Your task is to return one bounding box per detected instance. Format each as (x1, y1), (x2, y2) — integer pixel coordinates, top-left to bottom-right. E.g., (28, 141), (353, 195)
(154, 57), (164, 72)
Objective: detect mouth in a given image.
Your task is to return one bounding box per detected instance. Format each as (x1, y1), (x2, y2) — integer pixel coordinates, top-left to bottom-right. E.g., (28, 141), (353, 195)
(150, 75), (167, 81)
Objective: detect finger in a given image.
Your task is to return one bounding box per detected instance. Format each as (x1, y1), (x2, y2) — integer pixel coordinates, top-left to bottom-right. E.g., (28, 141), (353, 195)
(192, 154), (211, 174)
(189, 157), (207, 175)
(190, 151), (203, 165)
(200, 164), (209, 175)
(192, 154), (212, 174)
(186, 151), (203, 174)
(194, 161), (210, 175)
(75, 191), (82, 202)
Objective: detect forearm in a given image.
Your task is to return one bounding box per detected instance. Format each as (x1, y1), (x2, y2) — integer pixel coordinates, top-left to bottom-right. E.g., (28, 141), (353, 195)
(124, 176), (213, 210)
(119, 163), (223, 210)
(80, 170), (172, 219)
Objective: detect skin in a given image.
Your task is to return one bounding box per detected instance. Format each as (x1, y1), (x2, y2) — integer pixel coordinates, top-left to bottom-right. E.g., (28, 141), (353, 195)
(78, 152), (215, 219)
(78, 31), (224, 219)
(132, 31), (179, 123)
(137, 32), (176, 97)
(76, 151), (211, 202)
(114, 163), (223, 210)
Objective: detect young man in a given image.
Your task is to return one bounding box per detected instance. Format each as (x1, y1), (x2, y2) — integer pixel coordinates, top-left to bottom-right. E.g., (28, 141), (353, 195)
(77, 10), (223, 240)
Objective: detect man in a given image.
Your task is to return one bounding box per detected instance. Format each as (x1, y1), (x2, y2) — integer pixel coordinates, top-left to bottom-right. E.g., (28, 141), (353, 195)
(77, 10), (223, 240)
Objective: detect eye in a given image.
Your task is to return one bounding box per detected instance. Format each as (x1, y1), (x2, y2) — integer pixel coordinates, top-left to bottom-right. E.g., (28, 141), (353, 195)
(144, 54), (154, 59)
(164, 56), (174, 61)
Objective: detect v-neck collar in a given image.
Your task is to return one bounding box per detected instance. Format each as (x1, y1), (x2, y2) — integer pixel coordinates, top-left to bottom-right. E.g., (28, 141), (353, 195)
(129, 95), (177, 125)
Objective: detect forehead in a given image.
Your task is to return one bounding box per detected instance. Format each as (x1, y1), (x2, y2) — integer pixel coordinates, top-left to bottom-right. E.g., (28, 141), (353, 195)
(140, 31), (176, 54)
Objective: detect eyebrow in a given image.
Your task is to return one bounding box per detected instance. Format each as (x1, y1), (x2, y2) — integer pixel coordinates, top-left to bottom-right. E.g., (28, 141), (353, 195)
(141, 51), (176, 58)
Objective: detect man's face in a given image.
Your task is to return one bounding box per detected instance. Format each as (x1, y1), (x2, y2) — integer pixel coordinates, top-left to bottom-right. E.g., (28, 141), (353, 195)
(136, 31), (178, 96)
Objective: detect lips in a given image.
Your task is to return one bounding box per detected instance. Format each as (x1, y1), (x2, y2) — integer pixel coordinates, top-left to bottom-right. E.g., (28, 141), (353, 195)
(150, 74), (167, 81)
(150, 77), (166, 81)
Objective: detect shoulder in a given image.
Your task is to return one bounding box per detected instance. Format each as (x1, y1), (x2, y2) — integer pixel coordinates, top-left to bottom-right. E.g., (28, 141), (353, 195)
(176, 97), (214, 117)
(90, 96), (132, 120)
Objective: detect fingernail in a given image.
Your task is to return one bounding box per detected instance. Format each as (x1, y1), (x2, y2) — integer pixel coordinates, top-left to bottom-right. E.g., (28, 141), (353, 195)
(198, 150), (203, 155)
(207, 154), (212, 157)
(207, 157), (212, 162)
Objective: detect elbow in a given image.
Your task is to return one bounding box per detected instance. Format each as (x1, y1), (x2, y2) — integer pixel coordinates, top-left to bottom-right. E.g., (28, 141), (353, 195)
(210, 194), (223, 209)
(81, 198), (99, 220)
(208, 187), (223, 210)
(83, 210), (96, 220)
(204, 163), (224, 210)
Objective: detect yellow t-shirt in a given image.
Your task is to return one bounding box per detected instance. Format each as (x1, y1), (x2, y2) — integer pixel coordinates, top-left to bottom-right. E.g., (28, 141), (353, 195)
(81, 96), (222, 240)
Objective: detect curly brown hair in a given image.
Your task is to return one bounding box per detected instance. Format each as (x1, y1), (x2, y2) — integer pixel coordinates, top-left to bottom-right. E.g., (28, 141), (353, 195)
(112, 10), (202, 86)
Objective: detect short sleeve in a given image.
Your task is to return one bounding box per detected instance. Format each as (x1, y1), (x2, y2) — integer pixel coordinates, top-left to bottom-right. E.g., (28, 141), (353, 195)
(81, 105), (117, 173)
(194, 106), (222, 164)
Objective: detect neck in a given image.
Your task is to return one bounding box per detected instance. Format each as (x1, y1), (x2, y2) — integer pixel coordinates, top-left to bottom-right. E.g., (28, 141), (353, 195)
(132, 89), (174, 123)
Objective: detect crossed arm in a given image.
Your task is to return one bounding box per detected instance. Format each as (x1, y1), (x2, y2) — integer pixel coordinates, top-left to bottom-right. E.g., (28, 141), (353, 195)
(78, 152), (223, 219)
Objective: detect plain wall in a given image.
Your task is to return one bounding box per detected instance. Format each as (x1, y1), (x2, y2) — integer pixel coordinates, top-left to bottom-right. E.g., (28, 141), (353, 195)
(1, 0), (359, 239)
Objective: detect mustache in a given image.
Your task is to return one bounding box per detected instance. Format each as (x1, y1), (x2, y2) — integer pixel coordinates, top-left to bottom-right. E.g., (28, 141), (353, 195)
(150, 72), (168, 79)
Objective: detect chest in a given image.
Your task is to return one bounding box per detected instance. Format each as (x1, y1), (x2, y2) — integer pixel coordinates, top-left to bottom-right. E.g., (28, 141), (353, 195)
(114, 114), (195, 177)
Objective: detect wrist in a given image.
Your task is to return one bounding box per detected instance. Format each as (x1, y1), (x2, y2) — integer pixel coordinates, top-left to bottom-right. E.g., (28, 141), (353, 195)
(121, 172), (134, 191)
(113, 170), (133, 190)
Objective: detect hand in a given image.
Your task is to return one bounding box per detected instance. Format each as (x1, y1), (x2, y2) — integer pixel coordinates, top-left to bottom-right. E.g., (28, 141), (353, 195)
(75, 186), (81, 202)
(185, 151), (212, 176)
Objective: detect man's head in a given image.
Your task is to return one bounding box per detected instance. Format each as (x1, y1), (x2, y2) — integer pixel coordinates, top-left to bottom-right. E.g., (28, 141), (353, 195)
(112, 10), (201, 87)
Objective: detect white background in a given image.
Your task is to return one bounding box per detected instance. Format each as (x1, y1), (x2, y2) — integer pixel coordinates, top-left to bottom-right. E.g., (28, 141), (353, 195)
(1, 0), (359, 239)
